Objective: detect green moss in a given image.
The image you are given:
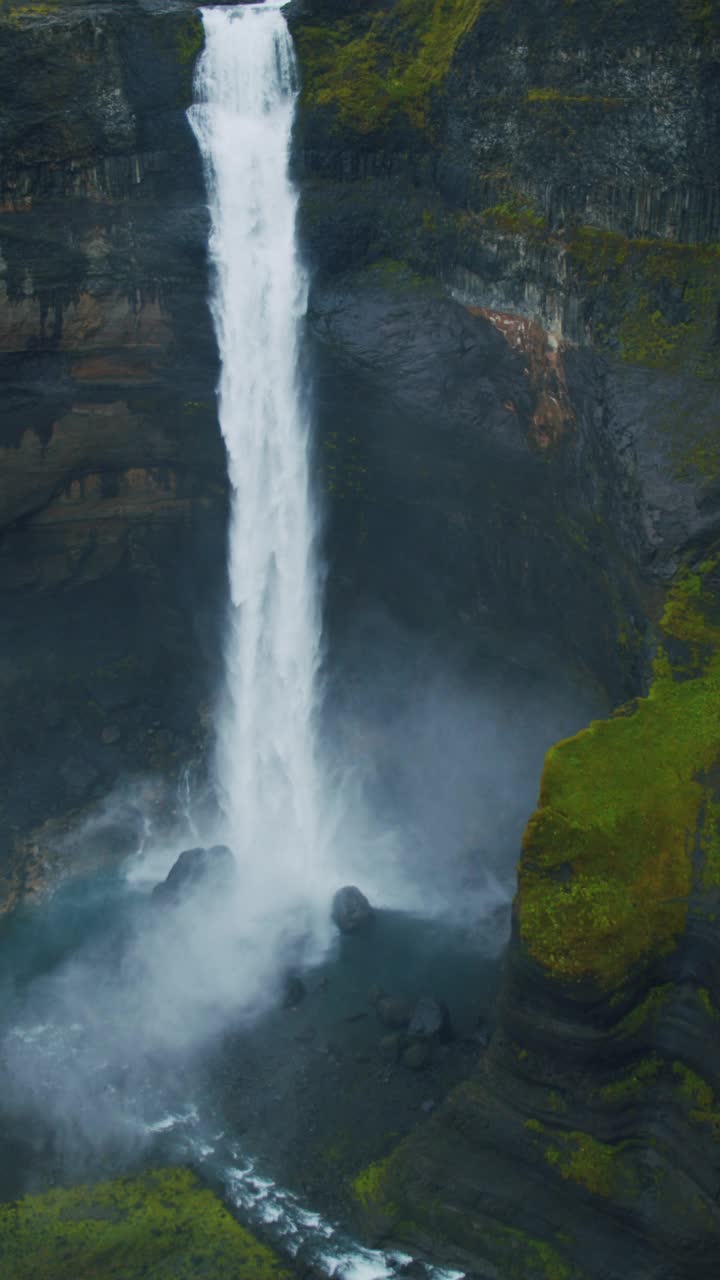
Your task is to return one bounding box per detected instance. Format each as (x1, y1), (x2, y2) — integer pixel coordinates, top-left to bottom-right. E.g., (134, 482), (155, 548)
(0, 1168), (292, 1280)
(0, 0), (59, 23)
(480, 195), (548, 236)
(519, 551), (720, 987)
(700, 799), (720, 888)
(526, 88), (623, 107)
(698, 986), (720, 1019)
(352, 1155), (396, 1212)
(176, 13), (203, 66)
(544, 1131), (620, 1198)
(480, 1222), (575, 1280)
(568, 229), (720, 376)
(598, 1053), (663, 1103)
(354, 257), (433, 291)
(295, 0), (489, 133)
(673, 1061), (715, 1109)
(672, 1062), (720, 1132)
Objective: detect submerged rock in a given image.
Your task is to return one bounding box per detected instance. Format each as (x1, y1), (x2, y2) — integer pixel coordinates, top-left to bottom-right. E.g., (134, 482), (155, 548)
(331, 884), (374, 933)
(153, 843), (236, 901)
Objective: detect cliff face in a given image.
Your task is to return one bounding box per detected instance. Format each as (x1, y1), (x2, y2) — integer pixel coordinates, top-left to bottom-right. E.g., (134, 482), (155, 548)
(289, 0), (720, 709)
(0, 0), (227, 905)
(288, 0), (720, 1274)
(2, 1), (720, 1272)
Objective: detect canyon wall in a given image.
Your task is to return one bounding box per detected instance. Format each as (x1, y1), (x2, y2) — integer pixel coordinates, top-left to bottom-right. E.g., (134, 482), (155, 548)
(1, 1), (719, 1275)
(286, 0), (720, 1275)
(0, 0), (227, 905)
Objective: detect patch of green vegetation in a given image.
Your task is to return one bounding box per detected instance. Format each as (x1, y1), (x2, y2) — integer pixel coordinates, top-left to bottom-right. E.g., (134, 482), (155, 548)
(354, 257), (432, 291)
(176, 13), (203, 66)
(568, 229), (720, 376)
(672, 1062), (720, 1133)
(0, 1168), (292, 1280)
(673, 1061), (714, 1109)
(680, 435), (720, 483)
(352, 1155), (396, 1212)
(698, 986), (720, 1020)
(525, 1116), (546, 1133)
(526, 87), (624, 107)
(519, 550), (720, 987)
(598, 1053), (663, 1103)
(701, 798), (720, 888)
(295, 0), (488, 133)
(544, 1131), (620, 1198)
(0, 0), (58, 23)
(609, 983), (671, 1034)
(481, 1221), (575, 1280)
(480, 195), (548, 236)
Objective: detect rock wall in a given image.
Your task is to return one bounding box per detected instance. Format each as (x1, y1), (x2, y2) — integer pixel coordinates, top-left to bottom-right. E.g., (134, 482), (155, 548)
(1, 1), (720, 1271)
(288, 0), (720, 1274)
(0, 0), (227, 905)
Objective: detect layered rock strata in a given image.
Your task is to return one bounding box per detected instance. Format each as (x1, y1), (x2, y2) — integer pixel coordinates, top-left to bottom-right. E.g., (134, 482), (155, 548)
(0, 0), (227, 905)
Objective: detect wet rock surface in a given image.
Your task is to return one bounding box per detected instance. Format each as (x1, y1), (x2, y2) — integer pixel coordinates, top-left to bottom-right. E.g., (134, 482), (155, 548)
(206, 906), (500, 1222)
(0, 0), (227, 879)
(331, 885), (374, 934)
(152, 843), (237, 901)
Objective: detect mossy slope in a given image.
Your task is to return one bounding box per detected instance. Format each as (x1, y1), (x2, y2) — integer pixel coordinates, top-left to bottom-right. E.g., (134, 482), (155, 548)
(0, 1168), (292, 1280)
(519, 548), (720, 987)
(296, 0), (488, 132)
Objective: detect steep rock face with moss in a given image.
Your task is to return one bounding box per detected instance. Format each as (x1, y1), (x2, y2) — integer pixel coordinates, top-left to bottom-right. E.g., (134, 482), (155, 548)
(289, 0), (720, 1274)
(0, 0), (227, 904)
(354, 551), (720, 1279)
(290, 0), (719, 573)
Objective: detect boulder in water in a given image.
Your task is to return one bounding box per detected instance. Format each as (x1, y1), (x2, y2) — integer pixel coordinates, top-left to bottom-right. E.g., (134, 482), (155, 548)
(408, 996), (454, 1043)
(331, 885), (373, 933)
(153, 843), (236, 901)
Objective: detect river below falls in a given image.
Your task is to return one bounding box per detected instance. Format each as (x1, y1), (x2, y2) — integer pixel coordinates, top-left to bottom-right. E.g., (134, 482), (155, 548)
(0, 865), (504, 1278)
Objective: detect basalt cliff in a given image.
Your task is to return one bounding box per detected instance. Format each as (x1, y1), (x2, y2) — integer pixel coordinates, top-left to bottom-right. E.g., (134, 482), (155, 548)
(1, 0), (720, 1277)
(286, 0), (720, 1275)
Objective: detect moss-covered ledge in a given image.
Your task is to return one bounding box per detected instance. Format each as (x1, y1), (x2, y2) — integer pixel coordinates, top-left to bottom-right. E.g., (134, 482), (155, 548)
(344, 547), (720, 1279)
(0, 1167), (293, 1279)
(519, 546), (720, 989)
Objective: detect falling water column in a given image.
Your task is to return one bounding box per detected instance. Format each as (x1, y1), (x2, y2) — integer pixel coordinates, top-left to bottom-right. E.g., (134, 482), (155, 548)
(189, 6), (325, 907)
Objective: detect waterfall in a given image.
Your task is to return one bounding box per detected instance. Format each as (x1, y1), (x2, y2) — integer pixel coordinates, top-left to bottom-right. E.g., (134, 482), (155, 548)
(189, 5), (327, 916)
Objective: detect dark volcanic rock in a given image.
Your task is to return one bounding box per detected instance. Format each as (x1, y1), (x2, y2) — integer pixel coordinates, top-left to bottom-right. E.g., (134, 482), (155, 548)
(408, 996), (453, 1044)
(0, 1), (227, 895)
(331, 885), (374, 933)
(153, 843), (236, 901)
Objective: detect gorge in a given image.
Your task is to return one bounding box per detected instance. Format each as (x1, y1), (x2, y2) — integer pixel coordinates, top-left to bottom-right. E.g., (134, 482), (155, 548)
(0, 1), (719, 1279)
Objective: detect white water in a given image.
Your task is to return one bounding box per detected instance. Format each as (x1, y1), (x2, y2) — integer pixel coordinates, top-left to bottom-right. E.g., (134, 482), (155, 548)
(189, 5), (327, 921)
